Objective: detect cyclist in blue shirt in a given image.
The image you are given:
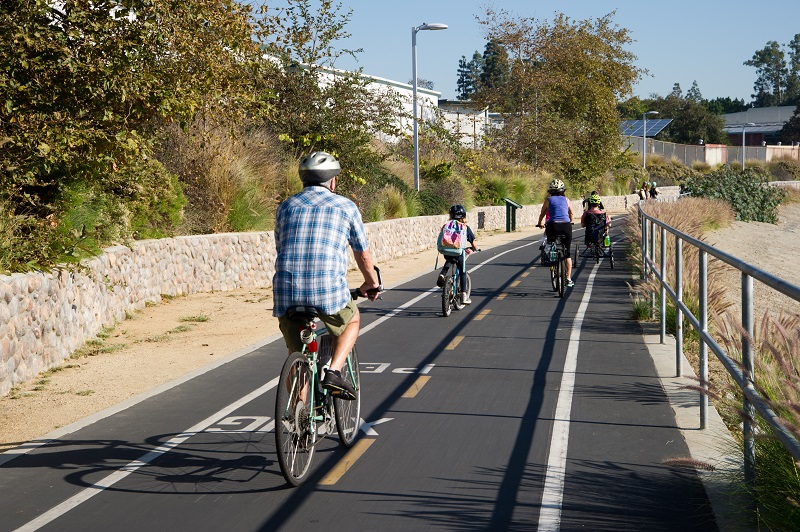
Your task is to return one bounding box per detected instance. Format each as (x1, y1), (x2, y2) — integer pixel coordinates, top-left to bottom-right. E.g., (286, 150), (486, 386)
(273, 152), (380, 399)
(536, 179), (575, 287)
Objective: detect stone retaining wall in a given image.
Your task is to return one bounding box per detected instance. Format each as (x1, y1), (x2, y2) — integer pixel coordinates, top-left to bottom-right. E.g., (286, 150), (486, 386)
(0, 190), (670, 396)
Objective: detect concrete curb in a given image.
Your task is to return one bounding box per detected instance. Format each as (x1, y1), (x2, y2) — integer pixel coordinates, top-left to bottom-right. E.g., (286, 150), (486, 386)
(640, 321), (753, 532)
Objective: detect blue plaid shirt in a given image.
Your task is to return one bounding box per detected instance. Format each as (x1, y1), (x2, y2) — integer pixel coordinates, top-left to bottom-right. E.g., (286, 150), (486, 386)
(272, 186), (370, 317)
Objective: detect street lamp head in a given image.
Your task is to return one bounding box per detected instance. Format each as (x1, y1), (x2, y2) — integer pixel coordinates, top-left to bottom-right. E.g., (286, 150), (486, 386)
(645, 111), (659, 116)
(745, 122), (755, 127)
(417, 22), (448, 31)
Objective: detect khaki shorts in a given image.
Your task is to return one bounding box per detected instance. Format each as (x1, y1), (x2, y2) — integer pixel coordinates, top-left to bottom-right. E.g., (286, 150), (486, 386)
(278, 298), (358, 353)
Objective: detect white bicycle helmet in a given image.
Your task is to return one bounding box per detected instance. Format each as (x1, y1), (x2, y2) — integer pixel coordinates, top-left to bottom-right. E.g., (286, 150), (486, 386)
(299, 151), (340, 185)
(548, 178), (565, 192)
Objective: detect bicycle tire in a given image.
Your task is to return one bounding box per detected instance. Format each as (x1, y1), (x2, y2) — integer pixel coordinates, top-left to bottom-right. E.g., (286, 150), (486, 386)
(574, 244), (578, 265)
(558, 248), (566, 298)
(442, 276), (453, 317)
(594, 243), (601, 263)
(334, 345), (361, 447)
(609, 243), (615, 269)
(275, 351), (316, 486)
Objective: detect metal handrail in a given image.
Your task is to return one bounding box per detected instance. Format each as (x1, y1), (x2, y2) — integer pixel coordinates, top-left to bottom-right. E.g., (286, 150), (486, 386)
(637, 201), (800, 486)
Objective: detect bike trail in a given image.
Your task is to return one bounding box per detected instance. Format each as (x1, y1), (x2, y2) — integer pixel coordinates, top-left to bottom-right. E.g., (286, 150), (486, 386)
(0, 220), (718, 531)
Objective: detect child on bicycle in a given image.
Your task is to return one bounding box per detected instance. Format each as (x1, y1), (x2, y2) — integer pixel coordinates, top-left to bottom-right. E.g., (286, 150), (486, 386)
(580, 193), (611, 247)
(436, 204), (478, 305)
(537, 179), (575, 287)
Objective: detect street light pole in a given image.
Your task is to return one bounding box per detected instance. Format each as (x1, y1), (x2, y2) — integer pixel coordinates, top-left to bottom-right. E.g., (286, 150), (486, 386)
(642, 111), (658, 169)
(412, 22), (447, 192)
(741, 122), (756, 169)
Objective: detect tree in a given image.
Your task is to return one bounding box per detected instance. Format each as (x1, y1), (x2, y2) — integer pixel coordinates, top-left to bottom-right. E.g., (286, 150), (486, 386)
(456, 51), (482, 100)
(410, 78), (435, 90)
(257, 0), (403, 194)
(473, 9), (643, 186)
(686, 81), (703, 102)
(479, 39), (510, 93)
(745, 41), (788, 107)
(780, 106), (800, 144)
(704, 96), (748, 114)
(1, 0), (268, 268)
(787, 34), (800, 105)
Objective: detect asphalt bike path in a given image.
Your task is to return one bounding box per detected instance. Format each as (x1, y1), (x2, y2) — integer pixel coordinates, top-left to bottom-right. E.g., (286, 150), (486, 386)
(0, 220), (717, 531)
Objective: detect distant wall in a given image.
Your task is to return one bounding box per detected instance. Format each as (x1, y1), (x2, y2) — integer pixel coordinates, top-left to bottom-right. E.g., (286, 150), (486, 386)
(0, 190), (676, 396)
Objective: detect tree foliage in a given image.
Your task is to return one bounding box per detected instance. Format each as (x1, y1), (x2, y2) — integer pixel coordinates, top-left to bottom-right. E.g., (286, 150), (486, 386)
(472, 9), (643, 187)
(745, 36), (800, 106)
(456, 52), (482, 101)
(1, 0), (273, 269)
(256, 0), (403, 190)
(780, 106), (800, 144)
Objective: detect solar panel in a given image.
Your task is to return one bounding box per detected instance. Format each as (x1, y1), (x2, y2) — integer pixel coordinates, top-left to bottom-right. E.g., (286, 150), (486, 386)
(620, 118), (673, 137)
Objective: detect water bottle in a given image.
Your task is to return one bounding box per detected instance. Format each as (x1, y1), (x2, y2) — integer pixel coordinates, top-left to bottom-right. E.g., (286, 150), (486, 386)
(603, 235), (611, 247)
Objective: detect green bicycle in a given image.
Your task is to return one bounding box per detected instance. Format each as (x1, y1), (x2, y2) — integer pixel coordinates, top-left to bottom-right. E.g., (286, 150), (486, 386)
(274, 268), (382, 487)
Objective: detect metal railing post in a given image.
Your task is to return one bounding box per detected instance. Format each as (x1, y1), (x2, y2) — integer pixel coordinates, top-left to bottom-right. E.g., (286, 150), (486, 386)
(640, 210), (647, 279)
(650, 220), (656, 319)
(699, 250), (708, 429)
(675, 237), (683, 378)
(660, 226), (667, 344)
(742, 273), (756, 486)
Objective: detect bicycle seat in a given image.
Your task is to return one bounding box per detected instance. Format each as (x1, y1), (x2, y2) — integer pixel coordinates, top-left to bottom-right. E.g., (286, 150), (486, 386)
(286, 306), (321, 321)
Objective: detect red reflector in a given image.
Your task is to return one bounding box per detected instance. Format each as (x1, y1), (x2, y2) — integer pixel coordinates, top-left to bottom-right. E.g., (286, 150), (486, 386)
(308, 341), (318, 352)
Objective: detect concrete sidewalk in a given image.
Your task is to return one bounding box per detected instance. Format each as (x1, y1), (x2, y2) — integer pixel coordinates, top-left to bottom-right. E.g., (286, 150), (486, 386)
(641, 322), (751, 532)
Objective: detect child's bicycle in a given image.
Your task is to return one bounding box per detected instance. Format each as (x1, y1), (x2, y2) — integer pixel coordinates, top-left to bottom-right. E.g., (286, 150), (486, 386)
(274, 268), (382, 487)
(440, 250), (479, 317)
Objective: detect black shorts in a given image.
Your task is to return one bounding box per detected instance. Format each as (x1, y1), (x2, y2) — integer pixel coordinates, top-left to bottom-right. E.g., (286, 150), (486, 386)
(545, 221), (572, 254)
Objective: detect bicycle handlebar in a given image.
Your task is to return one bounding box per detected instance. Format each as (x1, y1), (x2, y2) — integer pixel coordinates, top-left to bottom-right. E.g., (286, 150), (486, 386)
(351, 266), (383, 300)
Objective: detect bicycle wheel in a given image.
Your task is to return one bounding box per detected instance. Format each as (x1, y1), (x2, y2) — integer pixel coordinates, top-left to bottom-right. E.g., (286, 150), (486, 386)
(594, 243), (601, 263)
(558, 250), (566, 298)
(550, 264), (558, 292)
(275, 351), (316, 486)
(574, 244), (578, 264)
(442, 276), (453, 317)
(609, 243), (615, 269)
(334, 345), (361, 447)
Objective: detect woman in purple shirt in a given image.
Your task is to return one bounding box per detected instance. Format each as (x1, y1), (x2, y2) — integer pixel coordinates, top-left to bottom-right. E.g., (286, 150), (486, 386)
(536, 178), (575, 287)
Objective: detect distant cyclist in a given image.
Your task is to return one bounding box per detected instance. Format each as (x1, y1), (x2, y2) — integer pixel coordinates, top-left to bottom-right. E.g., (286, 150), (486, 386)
(272, 151), (380, 399)
(581, 190), (605, 211)
(436, 204), (478, 305)
(537, 179), (575, 287)
(581, 193), (611, 246)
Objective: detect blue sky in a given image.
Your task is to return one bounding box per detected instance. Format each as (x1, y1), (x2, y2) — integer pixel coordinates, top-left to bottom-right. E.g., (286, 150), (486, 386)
(261, 0), (800, 103)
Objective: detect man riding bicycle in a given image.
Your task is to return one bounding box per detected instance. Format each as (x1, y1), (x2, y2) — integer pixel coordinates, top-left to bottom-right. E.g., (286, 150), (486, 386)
(272, 151), (380, 400)
(436, 204), (478, 305)
(580, 193), (611, 246)
(537, 179), (575, 287)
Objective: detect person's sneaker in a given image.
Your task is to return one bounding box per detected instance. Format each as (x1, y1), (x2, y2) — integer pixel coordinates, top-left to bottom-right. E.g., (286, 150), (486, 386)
(461, 294), (472, 305)
(436, 274), (445, 287)
(566, 279), (575, 288)
(322, 369), (356, 400)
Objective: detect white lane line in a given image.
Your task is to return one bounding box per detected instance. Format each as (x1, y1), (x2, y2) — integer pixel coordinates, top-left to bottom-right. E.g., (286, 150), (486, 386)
(537, 262), (600, 532)
(14, 377), (279, 532)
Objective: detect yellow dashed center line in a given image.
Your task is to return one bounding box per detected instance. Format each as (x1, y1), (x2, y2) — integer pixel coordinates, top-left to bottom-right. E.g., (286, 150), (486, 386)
(497, 293), (507, 300)
(319, 438), (375, 485)
(446, 336), (464, 350)
(510, 280), (521, 287)
(475, 309), (491, 321)
(521, 272), (529, 278)
(402, 375), (431, 398)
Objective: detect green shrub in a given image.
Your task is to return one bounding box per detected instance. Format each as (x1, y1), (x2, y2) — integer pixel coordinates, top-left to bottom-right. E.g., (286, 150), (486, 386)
(417, 190), (449, 216)
(682, 165), (786, 223)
